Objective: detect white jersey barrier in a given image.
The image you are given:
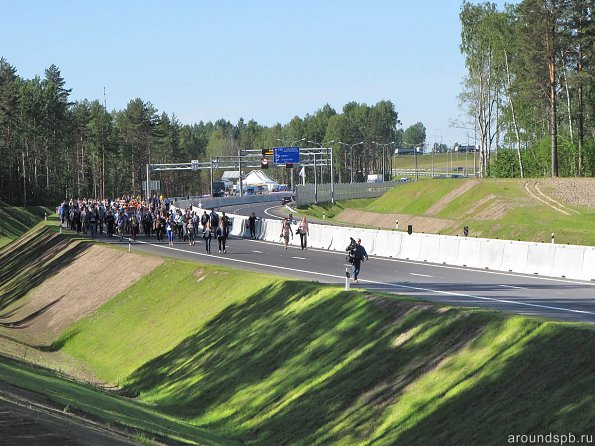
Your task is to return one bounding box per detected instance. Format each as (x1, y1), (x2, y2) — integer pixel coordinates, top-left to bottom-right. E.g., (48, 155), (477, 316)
(437, 236), (460, 266)
(524, 242), (556, 276)
(580, 247), (595, 281)
(477, 239), (505, 271)
(553, 244), (585, 279)
(169, 204), (594, 281)
(419, 234), (441, 264)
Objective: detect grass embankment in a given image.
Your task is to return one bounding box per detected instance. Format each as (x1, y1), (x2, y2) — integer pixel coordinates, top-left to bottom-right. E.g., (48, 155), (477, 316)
(0, 204), (54, 248)
(56, 266), (595, 444)
(1, 226), (594, 445)
(300, 178), (595, 245)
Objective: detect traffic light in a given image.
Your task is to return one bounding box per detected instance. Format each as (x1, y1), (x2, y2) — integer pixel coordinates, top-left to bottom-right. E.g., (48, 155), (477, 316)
(261, 157), (269, 169)
(286, 163), (293, 169)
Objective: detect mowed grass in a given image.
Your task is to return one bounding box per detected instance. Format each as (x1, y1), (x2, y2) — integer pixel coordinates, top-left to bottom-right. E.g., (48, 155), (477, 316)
(0, 204), (54, 247)
(52, 258), (595, 445)
(299, 178), (595, 245)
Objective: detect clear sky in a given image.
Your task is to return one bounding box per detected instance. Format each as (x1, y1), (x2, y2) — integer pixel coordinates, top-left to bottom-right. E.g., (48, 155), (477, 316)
(1, 1), (510, 147)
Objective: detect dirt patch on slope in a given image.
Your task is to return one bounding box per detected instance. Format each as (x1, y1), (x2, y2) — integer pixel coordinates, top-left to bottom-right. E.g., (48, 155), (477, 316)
(426, 179), (480, 215)
(2, 244), (163, 347)
(336, 209), (454, 234)
(532, 178), (595, 211)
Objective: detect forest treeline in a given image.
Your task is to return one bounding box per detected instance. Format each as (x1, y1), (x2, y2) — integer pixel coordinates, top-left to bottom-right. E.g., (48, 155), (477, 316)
(0, 60), (409, 205)
(460, 0), (595, 178)
(1, 1), (595, 205)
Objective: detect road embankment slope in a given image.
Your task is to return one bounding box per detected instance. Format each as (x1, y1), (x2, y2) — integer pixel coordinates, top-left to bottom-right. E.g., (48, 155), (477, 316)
(0, 225), (594, 445)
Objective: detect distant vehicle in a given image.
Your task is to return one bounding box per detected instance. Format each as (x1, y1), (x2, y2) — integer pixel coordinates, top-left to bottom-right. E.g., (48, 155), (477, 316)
(281, 196), (293, 205)
(394, 147), (423, 155)
(212, 181), (226, 197)
(367, 174), (383, 183)
(454, 145), (478, 153)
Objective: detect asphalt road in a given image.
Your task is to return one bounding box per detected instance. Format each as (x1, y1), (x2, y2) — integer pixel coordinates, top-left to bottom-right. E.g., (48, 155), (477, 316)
(110, 226), (595, 324)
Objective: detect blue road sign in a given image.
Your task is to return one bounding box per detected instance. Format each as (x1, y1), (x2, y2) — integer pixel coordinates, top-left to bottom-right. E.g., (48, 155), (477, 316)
(273, 146), (300, 164)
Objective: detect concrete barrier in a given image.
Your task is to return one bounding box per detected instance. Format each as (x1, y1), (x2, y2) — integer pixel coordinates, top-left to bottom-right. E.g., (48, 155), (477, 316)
(229, 215), (248, 237)
(374, 230), (401, 258)
(477, 239), (505, 271)
(456, 237), (481, 268)
(309, 223), (332, 249)
(419, 234), (441, 263)
(437, 236), (460, 266)
(524, 243), (555, 276)
(262, 219), (282, 243)
(579, 246), (595, 281)
(552, 244), (586, 279)
(400, 233), (422, 260)
(328, 226), (351, 251)
(501, 241), (529, 273)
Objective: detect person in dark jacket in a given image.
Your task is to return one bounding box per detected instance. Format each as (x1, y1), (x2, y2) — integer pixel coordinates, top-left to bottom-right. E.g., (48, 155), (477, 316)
(248, 212), (258, 239)
(346, 237), (369, 283)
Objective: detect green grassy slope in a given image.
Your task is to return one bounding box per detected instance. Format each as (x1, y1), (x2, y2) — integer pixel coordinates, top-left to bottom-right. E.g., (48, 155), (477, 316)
(0, 204), (54, 248)
(54, 259), (595, 445)
(300, 179), (595, 245)
(1, 223), (593, 445)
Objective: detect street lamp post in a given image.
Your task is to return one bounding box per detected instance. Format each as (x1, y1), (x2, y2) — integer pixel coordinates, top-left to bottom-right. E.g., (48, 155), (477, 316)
(372, 141), (395, 181)
(338, 141), (364, 183)
(308, 139), (335, 203)
(277, 137), (305, 191)
(402, 141), (423, 181)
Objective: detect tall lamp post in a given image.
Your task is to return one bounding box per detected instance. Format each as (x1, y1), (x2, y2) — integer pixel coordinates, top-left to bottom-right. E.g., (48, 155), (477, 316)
(402, 141), (423, 181)
(372, 140), (394, 181)
(338, 141), (364, 183)
(277, 137), (305, 191)
(308, 139), (334, 204)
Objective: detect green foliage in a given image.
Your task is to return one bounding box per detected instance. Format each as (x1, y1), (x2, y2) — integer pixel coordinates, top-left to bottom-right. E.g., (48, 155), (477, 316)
(403, 122), (426, 146)
(492, 149), (521, 177)
(522, 138), (552, 177)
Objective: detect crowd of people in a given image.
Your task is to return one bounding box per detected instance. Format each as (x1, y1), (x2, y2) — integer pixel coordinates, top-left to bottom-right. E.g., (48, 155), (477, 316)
(58, 197), (369, 281)
(58, 195), (232, 254)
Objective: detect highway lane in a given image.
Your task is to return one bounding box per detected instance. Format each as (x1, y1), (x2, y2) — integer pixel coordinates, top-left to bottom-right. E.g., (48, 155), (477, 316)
(215, 200), (288, 220)
(110, 232), (595, 324)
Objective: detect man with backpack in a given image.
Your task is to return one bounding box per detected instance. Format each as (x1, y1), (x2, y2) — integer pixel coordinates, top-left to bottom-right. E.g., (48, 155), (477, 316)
(200, 210), (210, 230)
(210, 209), (219, 228)
(346, 237), (369, 283)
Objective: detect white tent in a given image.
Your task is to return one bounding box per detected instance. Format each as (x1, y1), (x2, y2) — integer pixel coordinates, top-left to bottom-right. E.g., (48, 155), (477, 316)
(242, 170), (280, 192)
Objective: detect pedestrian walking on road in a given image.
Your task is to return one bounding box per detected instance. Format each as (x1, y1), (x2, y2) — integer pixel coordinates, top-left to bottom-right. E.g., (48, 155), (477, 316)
(297, 217), (309, 250)
(166, 215), (175, 246)
(216, 213), (229, 253)
(203, 221), (212, 253)
(281, 218), (293, 249)
(346, 237), (369, 283)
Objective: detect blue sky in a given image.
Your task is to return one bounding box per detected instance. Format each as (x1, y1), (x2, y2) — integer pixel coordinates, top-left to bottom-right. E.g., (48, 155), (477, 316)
(2, 1), (512, 147)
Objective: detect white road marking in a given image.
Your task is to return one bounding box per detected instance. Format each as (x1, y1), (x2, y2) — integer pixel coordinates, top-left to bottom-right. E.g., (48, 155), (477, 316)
(499, 284), (528, 290)
(264, 205), (285, 219)
(410, 273), (432, 278)
(292, 256), (307, 260)
(252, 250), (263, 253)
